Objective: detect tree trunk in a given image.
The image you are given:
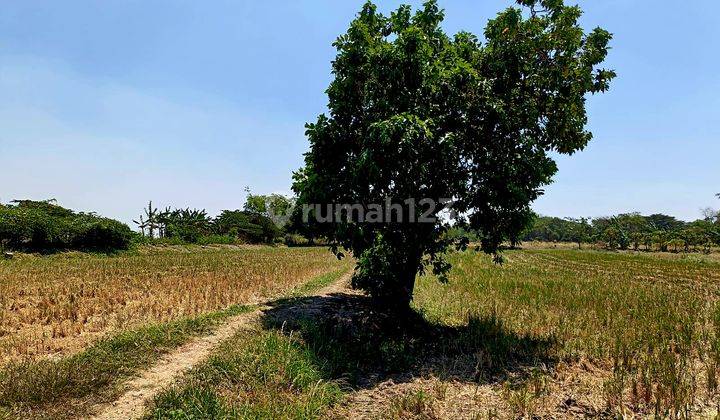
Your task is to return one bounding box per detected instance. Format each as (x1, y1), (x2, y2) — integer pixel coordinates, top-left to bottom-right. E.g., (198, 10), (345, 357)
(370, 269), (416, 315)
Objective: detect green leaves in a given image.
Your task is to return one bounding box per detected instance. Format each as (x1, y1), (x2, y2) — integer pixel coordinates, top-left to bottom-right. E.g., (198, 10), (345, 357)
(0, 200), (133, 252)
(294, 0), (615, 306)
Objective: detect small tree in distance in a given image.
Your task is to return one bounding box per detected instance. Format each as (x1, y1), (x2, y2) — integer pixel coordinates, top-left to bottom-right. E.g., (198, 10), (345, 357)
(566, 217), (593, 249)
(293, 0), (615, 310)
(243, 188), (295, 228)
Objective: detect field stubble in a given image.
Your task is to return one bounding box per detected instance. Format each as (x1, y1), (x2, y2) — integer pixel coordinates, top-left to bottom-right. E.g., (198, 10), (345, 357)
(0, 245), (351, 365)
(411, 249), (720, 417)
(99, 247), (720, 419)
(4, 244), (719, 418)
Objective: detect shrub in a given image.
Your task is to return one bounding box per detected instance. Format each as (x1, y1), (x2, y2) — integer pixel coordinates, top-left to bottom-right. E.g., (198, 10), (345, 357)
(283, 234), (309, 247)
(73, 218), (134, 250)
(0, 200), (132, 252)
(214, 210), (279, 244)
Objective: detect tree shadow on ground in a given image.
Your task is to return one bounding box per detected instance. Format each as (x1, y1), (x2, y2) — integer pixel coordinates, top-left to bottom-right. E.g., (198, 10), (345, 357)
(260, 292), (557, 390)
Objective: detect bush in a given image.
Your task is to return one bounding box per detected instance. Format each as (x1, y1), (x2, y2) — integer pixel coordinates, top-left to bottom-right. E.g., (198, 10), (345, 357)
(0, 200), (133, 252)
(283, 234), (309, 247)
(73, 218), (134, 250)
(213, 210), (279, 244)
(165, 224), (202, 243)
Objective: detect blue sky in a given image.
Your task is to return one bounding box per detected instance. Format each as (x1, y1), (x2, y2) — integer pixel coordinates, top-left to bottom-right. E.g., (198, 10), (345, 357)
(1, 0), (718, 224)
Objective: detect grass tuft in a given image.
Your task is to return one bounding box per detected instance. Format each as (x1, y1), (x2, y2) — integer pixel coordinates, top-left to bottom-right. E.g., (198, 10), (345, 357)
(146, 330), (342, 419)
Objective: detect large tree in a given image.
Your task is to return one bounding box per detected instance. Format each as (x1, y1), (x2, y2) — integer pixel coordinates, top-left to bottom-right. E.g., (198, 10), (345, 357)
(293, 0), (615, 309)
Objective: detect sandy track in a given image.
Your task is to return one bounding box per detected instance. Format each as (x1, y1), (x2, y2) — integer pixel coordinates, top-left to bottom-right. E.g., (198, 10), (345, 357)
(89, 272), (352, 420)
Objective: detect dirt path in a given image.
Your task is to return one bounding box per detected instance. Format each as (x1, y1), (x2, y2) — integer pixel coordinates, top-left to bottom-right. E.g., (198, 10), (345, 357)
(90, 272), (352, 420)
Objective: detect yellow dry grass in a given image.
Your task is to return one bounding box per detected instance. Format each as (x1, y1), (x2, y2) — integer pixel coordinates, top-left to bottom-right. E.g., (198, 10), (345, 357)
(0, 245), (351, 365)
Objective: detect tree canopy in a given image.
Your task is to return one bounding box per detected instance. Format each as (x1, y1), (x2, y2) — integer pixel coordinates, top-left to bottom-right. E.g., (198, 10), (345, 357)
(243, 191), (295, 228)
(293, 0), (615, 308)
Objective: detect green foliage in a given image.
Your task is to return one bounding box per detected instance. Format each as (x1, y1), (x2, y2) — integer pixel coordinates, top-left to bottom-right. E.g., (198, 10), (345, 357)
(521, 216), (593, 248)
(601, 226), (629, 250)
(283, 233), (309, 247)
(284, 205), (322, 245)
(646, 213), (685, 231)
(566, 218), (593, 248)
(351, 233), (414, 305)
(72, 217), (135, 250)
(522, 215), (590, 245)
(214, 210), (279, 244)
(135, 202), (281, 245)
(158, 208), (212, 243)
(523, 211), (720, 252)
(244, 190), (295, 228)
(443, 225), (480, 243)
(293, 0), (614, 306)
(0, 200), (133, 252)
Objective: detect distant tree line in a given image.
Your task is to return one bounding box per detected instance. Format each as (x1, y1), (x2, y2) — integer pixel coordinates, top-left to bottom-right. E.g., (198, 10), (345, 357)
(134, 201), (279, 245)
(5, 193), (717, 254)
(0, 191), (305, 253)
(521, 209), (720, 253)
(134, 191), (299, 245)
(0, 199), (133, 252)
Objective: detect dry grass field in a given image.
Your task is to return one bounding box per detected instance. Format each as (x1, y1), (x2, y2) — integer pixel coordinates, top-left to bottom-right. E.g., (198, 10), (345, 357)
(3, 245), (720, 419)
(0, 245), (351, 365)
(410, 249), (720, 417)
(143, 247), (720, 419)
